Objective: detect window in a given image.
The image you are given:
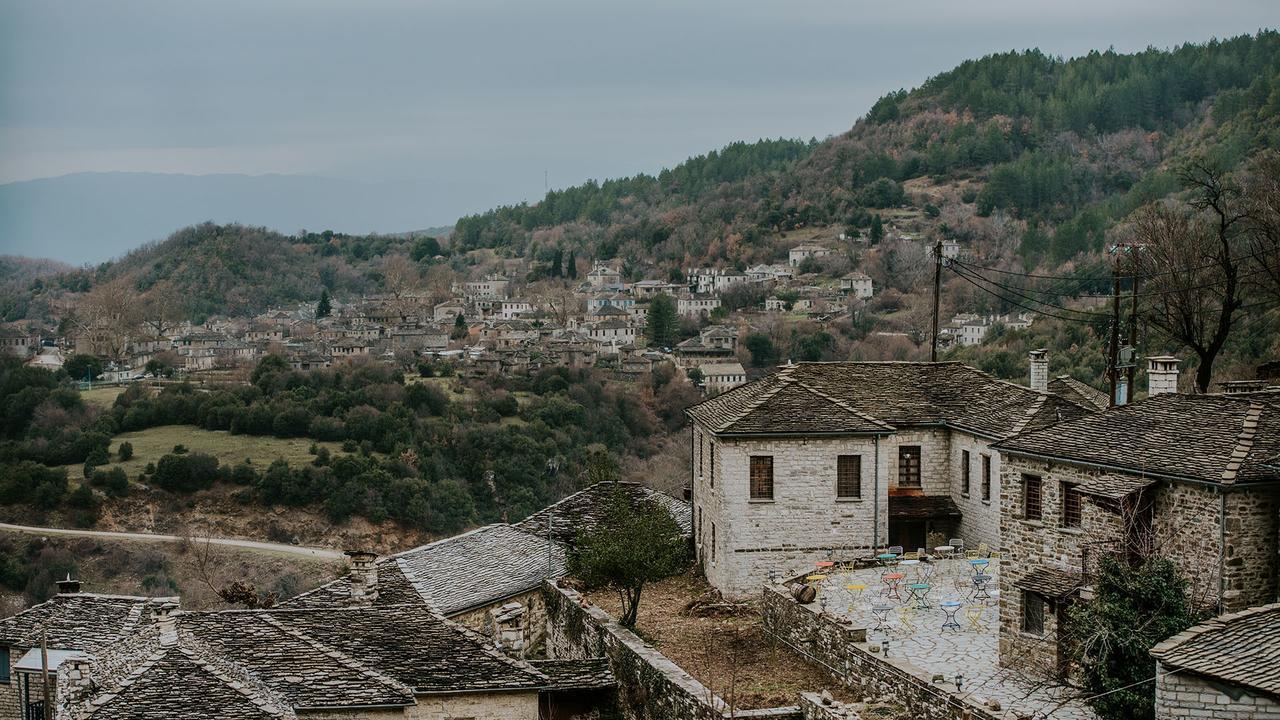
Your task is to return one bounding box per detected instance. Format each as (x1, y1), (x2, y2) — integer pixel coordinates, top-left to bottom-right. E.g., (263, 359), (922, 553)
(1023, 474), (1042, 521)
(1062, 483), (1082, 528)
(709, 441), (715, 487)
(961, 450), (971, 495)
(1022, 591), (1045, 635)
(697, 432), (703, 477)
(697, 506), (702, 539)
(749, 456), (774, 500)
(711, 522), (717, 562)
(981, 454), (992, 502)
(898, 446), (921, 487)
(0, 646), (7, 683)
(837, 455), (862, 499)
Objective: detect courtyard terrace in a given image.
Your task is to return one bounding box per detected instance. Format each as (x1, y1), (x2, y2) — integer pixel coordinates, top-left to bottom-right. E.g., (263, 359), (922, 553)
(809, 557), (1097, 720)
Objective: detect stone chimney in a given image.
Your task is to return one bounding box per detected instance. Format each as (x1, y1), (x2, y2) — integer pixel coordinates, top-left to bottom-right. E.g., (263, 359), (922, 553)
(344, 550), (379, 606)
(150, 601), (179, 646)
(60, 655), (95, 698)
(56, 574), (82, 594)
(1148, 356), (1180, 396)
(1029, 349), (1049, 392)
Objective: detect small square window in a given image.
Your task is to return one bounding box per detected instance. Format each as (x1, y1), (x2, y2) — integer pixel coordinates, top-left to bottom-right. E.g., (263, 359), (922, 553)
(898, 446), (921, 487)
(1024, 474), (1042, 521)
(1062, 483), (1082, 528)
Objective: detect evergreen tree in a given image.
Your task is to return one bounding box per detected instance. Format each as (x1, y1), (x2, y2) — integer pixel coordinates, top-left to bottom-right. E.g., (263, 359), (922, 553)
(316, 289), (332, 319)
(451, 312), (468, 340)
(566, 251), (578, 279)
(869, 214), (885, 243)
(646, 294), (678, 348)
(551, 247), (564, 278)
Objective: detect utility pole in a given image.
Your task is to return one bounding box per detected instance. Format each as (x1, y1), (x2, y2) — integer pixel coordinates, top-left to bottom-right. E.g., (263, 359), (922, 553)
(1108, 247), (1122, 407)
(1126, 263), (1141, 398)
(930, 239), (943, 362)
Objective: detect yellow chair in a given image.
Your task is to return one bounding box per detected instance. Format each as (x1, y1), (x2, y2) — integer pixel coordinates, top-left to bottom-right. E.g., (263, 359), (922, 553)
(965, 605), (985, 632)
(844, 583), (867, 601)
(965, 549), (981, 560)
(897, 606), (917, 633)
(901, 551), (919, 560)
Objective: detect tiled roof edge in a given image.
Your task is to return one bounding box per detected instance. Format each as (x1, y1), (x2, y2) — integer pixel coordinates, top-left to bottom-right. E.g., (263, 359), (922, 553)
(1150, 602), (1280, 660)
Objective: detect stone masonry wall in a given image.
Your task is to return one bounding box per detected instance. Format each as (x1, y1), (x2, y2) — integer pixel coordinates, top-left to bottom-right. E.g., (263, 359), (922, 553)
(760, 584), (998, 720)
(1152, 482), (1225, 610)
(998, 457), (1128, 672)
(696, 429), (890, 598)
(447, 587), (549, 655)
(542, 581), (725, 720)
(0, 651), (20, 720)
(886, 428), (950, 496)
(1222, 488), (1279, 612)
(950, 432), (1001, 551)
(1155, 664), (1280, 720)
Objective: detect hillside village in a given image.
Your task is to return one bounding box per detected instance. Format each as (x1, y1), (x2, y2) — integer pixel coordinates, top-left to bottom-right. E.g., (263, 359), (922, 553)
(1, 224), (1039, 400)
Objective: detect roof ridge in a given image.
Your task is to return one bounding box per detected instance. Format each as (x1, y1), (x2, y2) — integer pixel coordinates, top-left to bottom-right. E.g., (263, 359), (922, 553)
(395, 556), (444, 612)
(258, 614), (415, 699)
(1220, 401), (1265, 483)
(1011, 394), (1049, 436)
(712, 370), (794, 433)
(172, 631), (296, 719)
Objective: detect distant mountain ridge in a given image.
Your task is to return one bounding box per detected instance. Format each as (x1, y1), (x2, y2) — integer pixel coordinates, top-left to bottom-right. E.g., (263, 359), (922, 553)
(0, 172), (458, 264)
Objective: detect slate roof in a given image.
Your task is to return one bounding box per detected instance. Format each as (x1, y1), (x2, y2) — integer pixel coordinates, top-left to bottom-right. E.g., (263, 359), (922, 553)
(1150, 603), (1280, 696)
(528, 658), (617, 690)
(1013, 566), (1084, 600)
(0, 592), (175, 652)
(282, 524), (568, 616)
(84, 646), (292, 720)
(514, 481), (692, 545)
(687, 362), (1091, 439)
(1047, 375), (1110, 412)
(888, 495), (962, 521)
(179, 612), (414, 709)
(996, 393), (1280, 485)
(263, 606), (547, 693)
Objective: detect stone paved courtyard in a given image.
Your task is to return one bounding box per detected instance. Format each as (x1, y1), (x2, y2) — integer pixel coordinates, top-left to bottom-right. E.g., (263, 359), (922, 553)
(813, 558), (1097, 720)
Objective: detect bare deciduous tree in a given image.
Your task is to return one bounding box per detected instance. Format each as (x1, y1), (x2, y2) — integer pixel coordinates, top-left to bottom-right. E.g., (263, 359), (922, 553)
(1130, 162), (1247, 392)
(1242, 152), (1280, 304)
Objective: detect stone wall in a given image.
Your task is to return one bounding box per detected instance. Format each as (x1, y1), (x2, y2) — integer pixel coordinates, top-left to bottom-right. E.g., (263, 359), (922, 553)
(1152, 481), (1225, 609)
(798, 692), (860, 719)
(998, 457), (1129, 671)
(0, 650), (20, 720)
(949, 432), (1001, 551)
(694, 429), (890, 598)
(887, 428), (950, 496)
(448, 587), (550, 655)
(542, 581), (725, 720)
(1222, 488), (1279, 612)
(1155, 664), (1280, 720)
(759, 585), (997, 720)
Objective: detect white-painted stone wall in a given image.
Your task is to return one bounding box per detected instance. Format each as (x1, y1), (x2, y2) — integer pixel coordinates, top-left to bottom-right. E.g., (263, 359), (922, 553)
(949, 432), (1001, 551)
(692, 427), (890, 598)
(1156, 665), (1280, 720)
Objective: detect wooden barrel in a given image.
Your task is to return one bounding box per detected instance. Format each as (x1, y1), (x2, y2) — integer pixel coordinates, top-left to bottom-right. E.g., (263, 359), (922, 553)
(791, 583), (817, 604)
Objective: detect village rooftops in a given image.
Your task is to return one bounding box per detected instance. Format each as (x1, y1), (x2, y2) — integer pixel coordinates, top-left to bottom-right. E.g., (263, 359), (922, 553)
(686, 361), (1091, 439)
(0, 591), (177, 653)
(65, 604), (551, 719)
(1151, 603), (1280, 697)
(282, 524), (568, 616)
(995, 393), (1280, 485)
(514, 481), (692, 545)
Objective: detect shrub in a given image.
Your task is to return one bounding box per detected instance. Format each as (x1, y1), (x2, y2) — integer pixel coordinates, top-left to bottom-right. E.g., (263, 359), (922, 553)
(91, 467), (129, 497)
(172, 444), (188, 454)
(151, 452), (219, 493)
(117, 441), (134, 461)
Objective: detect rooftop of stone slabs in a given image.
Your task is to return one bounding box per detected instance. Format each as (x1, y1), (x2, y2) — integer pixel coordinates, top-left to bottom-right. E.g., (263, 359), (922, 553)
(811, 559), (1097, 720)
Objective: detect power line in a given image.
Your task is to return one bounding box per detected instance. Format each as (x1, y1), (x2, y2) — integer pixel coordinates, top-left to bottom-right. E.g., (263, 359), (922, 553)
(950, 263), (1112, 321)
(952, 258), (1274, 301)
(947, 265), (1110, 325)
(956, 251), (1260, 283)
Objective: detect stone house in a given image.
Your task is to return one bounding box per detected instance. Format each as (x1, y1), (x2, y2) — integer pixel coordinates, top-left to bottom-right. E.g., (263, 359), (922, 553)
(839, 272), (874, 299)
(696, 361), (747, 395)
(433, 299), (467, 322)
(685, 360), (1092, 597)
(0, 327), (34, 358)
(586, 264), (622, 289)
(992, 367), (1280, 676)
(1150, 603), (1280, 720)
(676, 295), (719, 319)
(788, 243), (831, 267)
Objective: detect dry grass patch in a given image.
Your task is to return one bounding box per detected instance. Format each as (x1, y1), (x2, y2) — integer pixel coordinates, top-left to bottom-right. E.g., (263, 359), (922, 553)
(584, 570), (859, 710)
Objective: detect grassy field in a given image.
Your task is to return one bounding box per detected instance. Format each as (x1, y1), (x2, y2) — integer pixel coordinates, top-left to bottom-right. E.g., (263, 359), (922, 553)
(80, 385), (127, 408)
(61, 425), (347, 479)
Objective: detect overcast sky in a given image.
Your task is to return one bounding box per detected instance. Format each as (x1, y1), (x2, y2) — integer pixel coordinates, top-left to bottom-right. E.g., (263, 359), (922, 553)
(3, 0), (1279, 231)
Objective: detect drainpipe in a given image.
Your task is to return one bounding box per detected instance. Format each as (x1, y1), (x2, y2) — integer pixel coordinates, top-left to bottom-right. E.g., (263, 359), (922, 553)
(873, 436), (881, 551)
(1218, 489), (1226, 611)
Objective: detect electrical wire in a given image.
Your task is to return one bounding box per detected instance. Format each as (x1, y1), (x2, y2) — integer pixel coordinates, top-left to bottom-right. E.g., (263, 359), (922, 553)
(949, 263), (1112, 321)
(947, 265), (1111, 325)
(951, 258), (1275, 301)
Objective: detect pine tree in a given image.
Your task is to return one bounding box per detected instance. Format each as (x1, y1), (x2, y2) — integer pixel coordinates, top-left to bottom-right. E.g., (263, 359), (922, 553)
(869, 214), (885, 243)
(566, 251), (578, 279)
(551, 247), (564, 278)
(646, 294), (678, 348)
(316, 289), (332, 318)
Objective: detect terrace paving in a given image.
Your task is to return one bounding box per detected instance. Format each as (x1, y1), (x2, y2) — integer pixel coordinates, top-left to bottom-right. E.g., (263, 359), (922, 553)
(813, 558), (1097, 720)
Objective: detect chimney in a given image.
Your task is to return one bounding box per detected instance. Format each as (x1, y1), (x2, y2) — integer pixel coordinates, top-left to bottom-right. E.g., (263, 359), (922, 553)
(59, 655), (95, 701)
(1028, 349), (1049, 392)
(344, 550), (379, 606)
(1148, 356), (1180, 396)
(56, 574), (82, 594)
(150, 601), (179, 646)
